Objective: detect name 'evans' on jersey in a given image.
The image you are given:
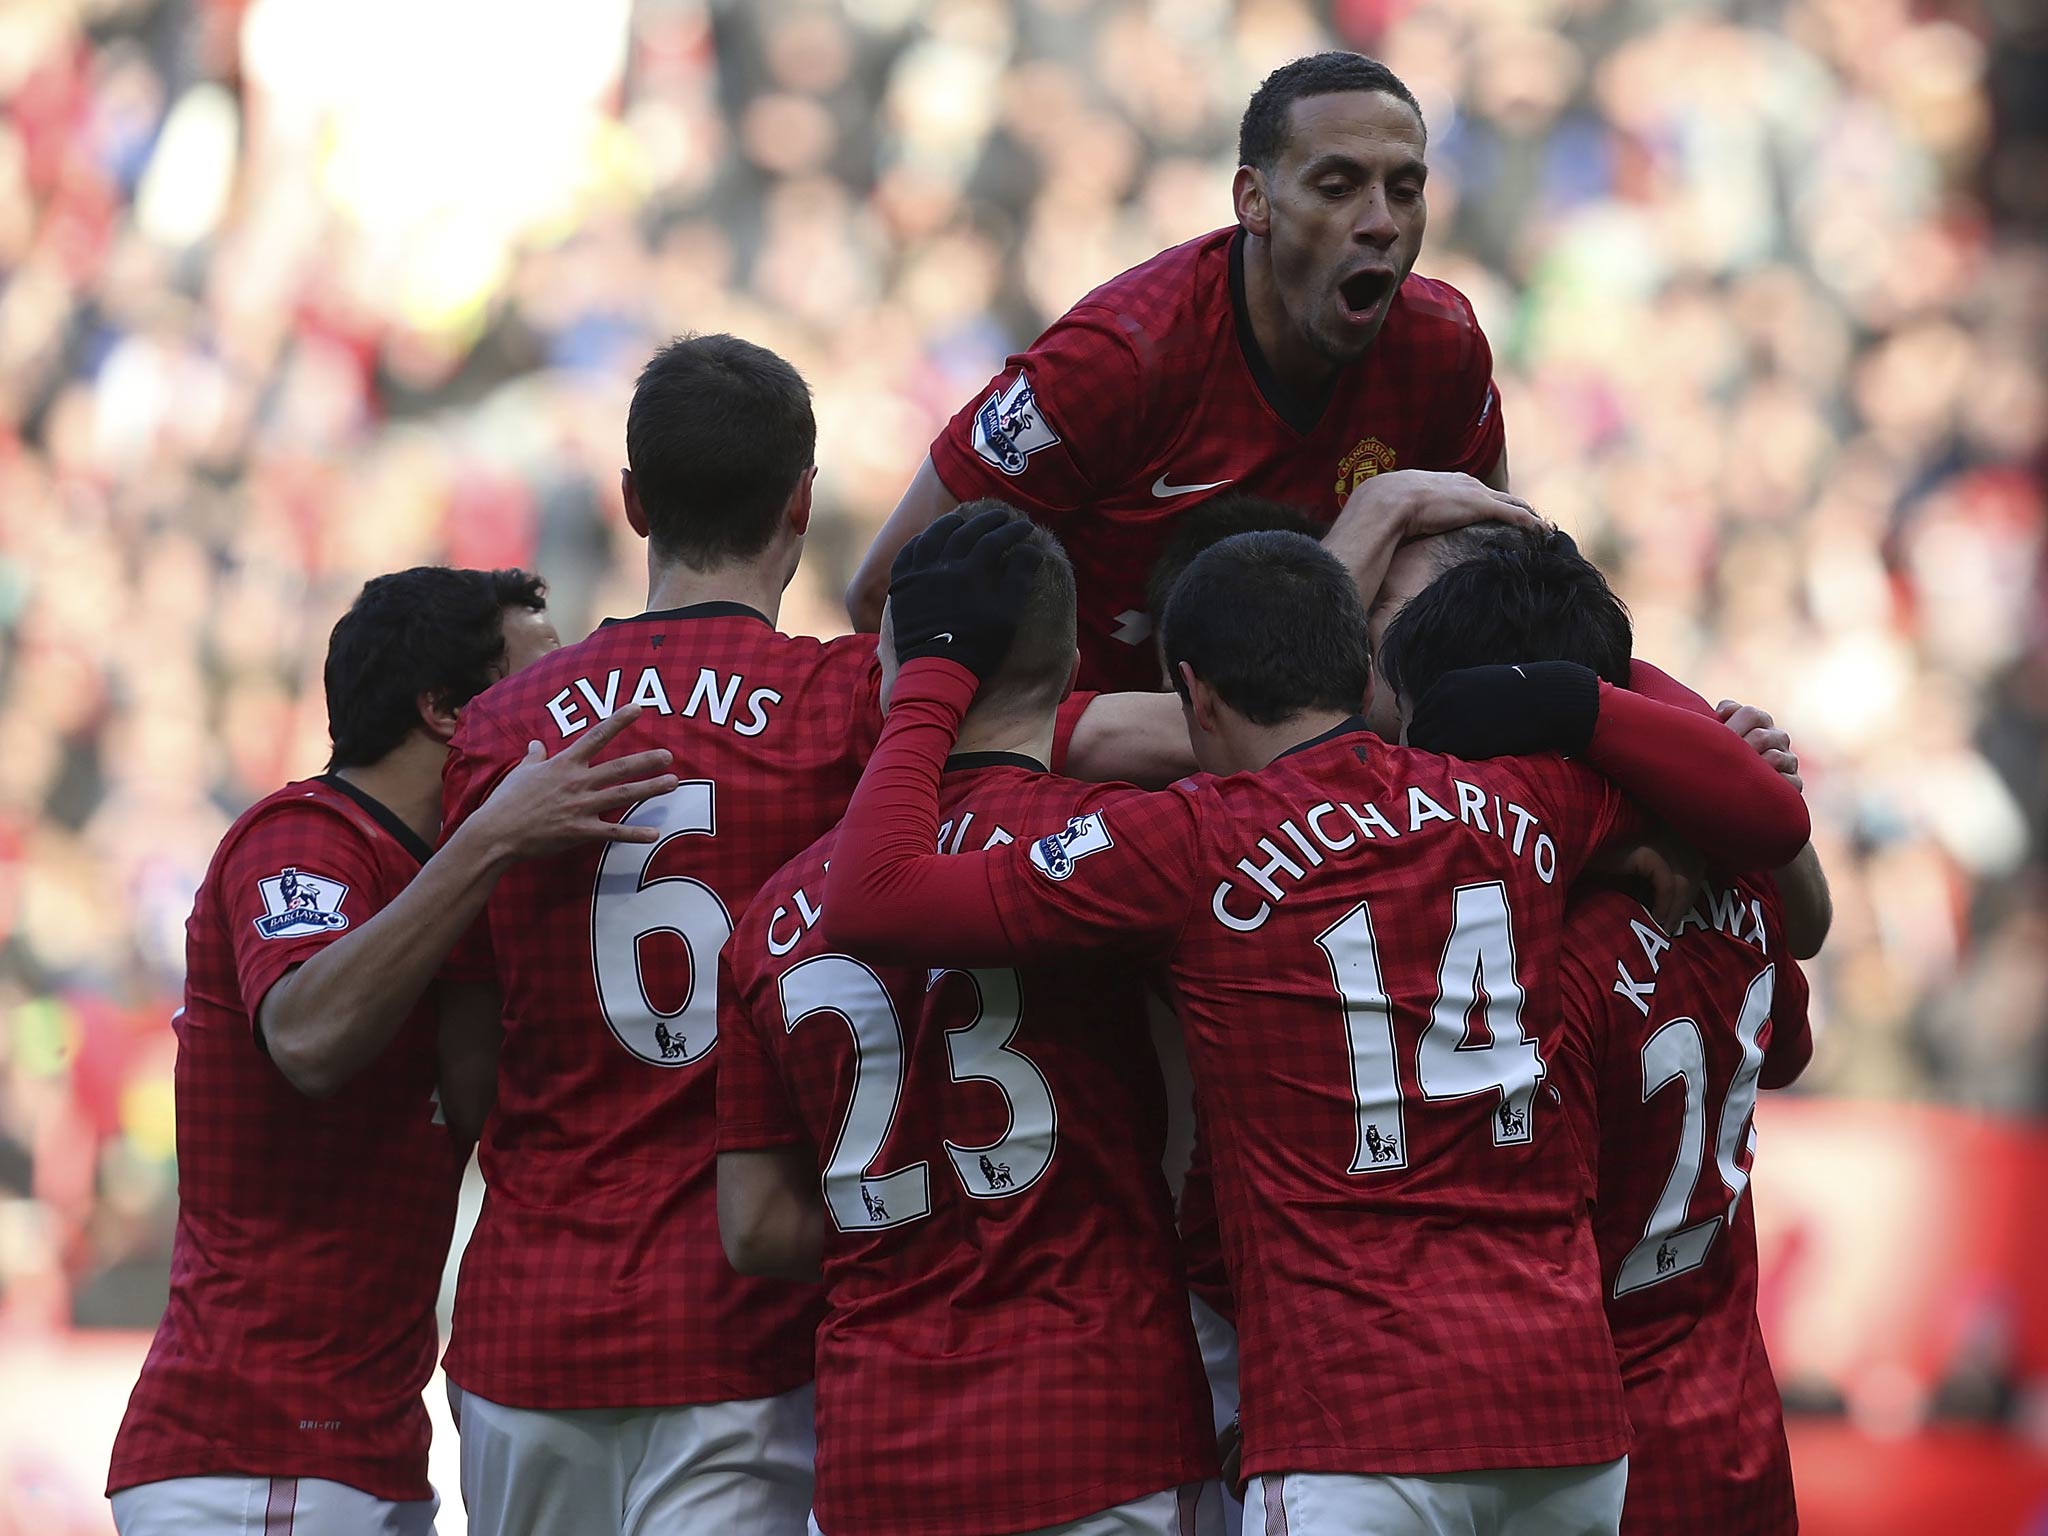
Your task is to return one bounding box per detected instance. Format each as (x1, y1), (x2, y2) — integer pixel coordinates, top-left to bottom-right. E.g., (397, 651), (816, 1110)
(544, 665), (783, 741)
(1208, 773), (1567, 933)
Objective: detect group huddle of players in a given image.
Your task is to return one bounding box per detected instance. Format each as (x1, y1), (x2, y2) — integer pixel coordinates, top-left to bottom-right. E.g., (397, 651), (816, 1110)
(104, 51), (1827, 1536)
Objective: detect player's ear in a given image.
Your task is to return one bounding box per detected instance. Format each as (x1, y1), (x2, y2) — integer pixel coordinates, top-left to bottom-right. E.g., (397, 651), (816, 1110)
(1233, 165), (1271, 239)
(787, 465), (817, 539)
(417, 689), (462, 746)
(1179, 661), (1221, 735)
(621, 470), (649, 541)
(1060, 648), (1080, 702)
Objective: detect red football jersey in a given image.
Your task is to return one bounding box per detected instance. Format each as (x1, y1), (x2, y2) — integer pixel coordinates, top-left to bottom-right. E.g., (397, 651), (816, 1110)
(437, 603), (881, 1408)
(828, 698), (1639, 1478)
(719, 757), (1214, 1536)
(1556, 879), (1813, 1535)
(931, 227), (1504, 691)
(1175, 1137), (1232, 1324)
(109, 778), (461, 1501)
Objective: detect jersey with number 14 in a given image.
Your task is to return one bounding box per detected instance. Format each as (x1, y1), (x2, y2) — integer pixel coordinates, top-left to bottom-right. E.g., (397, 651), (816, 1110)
(1557, 880), (1812, 1535)
(862, 720), (1638, 1476)
(719, 759), (1213, 1536)
(437, 603), (882, 1408)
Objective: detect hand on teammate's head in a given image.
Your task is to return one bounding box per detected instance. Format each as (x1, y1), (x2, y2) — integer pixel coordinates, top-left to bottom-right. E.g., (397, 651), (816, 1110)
(885, 503), (1047, 683)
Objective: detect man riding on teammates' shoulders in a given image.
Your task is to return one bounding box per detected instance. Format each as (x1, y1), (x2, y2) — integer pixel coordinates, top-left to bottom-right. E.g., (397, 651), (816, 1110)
(847, 52), (1531, 692)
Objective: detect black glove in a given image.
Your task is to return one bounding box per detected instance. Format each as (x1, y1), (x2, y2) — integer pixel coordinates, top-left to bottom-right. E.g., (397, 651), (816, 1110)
(1407, 661), (1600, 758)
(887, 507), (1045, 682)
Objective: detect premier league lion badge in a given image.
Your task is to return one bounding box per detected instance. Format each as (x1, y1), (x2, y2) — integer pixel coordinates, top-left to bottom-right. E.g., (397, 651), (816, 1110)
(252, 867), (351, 939)
(971, 373), (1061, 476)
(1028, 812), (1113, 881)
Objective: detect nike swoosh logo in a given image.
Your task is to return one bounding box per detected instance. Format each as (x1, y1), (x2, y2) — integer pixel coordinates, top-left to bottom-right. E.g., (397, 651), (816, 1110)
(1152, 474), (1233, 499)
(935, 632), (955, 644)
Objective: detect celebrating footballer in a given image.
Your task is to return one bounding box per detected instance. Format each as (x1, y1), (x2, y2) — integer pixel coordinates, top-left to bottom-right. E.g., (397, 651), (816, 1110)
(110, 47), (1831, 1536)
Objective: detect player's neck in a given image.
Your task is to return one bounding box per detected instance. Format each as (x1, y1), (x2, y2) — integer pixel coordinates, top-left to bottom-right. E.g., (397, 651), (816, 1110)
(642, 553), (785, 629)
(332, 735), (447, 845)
(1240, 234), (1341, 399)
(1218, 707), (1356, 774)
(953, 705), (1058, 769)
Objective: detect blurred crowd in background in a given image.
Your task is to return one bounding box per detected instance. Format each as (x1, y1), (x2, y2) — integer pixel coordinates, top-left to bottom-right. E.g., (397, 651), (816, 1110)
(0, 0), (2041, 1339)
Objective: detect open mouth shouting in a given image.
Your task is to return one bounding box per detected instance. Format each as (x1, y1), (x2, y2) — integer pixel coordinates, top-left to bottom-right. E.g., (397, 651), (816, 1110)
(1337, 267), (1399, 327)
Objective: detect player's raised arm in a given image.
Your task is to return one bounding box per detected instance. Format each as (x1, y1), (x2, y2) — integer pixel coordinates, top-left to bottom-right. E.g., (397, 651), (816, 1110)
(845, 455), (958, 632)
(1399, 662), (1809, 869)
(824, 508), (1198, 964)
(849, 309), (1142, 632)
(260, 705), (677, 1098)
(1320, 467), (1535, 602)
(1715, 694), (1833, 960)
(1378, 555), (1812, 870)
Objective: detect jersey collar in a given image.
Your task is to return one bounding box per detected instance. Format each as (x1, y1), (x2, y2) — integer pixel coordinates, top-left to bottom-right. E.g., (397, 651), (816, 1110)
(317, 773), (435, 865)
(1277, 715), (1377, 761)
(943, 751), (1047, 775)
(600, 601), (772, 628)
(1229, 227), (1342, 438)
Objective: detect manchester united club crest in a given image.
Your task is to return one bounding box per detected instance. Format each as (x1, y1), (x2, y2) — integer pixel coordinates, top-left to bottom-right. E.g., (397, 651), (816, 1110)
(1335, 436), (1397, 499)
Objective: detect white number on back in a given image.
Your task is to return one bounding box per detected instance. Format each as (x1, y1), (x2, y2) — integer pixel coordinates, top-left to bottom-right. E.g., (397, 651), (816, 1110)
(591, 781), (732, 1067)
(1417, 882), (1542, 1145)
(777, 960), (1058, 1231)
(931, 967), (1058, 1198)
(1615, 964), (1775, 1296)
(779, 954), (931, 1232)
(1319, 882), (1542, 1172)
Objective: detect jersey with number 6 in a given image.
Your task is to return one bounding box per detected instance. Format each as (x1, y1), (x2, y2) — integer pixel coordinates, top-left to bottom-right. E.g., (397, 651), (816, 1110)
(718, 756), (1214, 1536)
(1556, 880), (1812, 1536)
(437, 603), (882, 1408)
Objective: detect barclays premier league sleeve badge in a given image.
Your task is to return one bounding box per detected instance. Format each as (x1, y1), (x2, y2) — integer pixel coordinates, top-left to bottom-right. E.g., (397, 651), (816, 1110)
(1028, 812), (1113, 881)
(252, 867), (351, 939)
(971, 373), (1062, 476)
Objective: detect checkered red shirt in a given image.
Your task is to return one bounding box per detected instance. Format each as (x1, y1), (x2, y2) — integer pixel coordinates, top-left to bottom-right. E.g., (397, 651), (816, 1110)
(826, 669), (1636, 1478)
(109, 778), (461, 1501)
(720, 757), (1214, 1536)
(1557, 879), (1812, 1535)
(931, 227), (1504, 692)
(1175, 1139), (1232, 1324)
(438, 603), (881, 1408)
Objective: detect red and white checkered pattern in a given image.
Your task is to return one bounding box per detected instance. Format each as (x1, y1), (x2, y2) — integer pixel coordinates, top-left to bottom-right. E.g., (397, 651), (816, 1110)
(931, 227), (1504, 692)
(438, 605), (883, 1409)
(1557, 879), (1812, 1535)
(720, 759), (1215, 1536)
(109, 780), (462, 1501)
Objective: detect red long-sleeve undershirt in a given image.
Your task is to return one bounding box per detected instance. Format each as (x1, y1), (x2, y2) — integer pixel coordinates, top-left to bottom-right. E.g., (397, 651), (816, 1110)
(824, 658), (1811, 957)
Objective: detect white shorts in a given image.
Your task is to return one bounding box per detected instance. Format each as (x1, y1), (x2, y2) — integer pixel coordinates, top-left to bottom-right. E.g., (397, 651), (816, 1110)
(111, 1474), (439, 1535)
(457, 1382), (815, 1536)
(810, 1483), (1202, 1536)
(1241, 1461), (1627, 1536)
(1188, 1293), (1242, 1536)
